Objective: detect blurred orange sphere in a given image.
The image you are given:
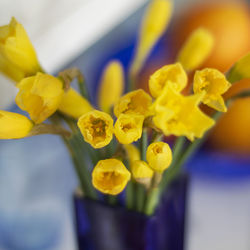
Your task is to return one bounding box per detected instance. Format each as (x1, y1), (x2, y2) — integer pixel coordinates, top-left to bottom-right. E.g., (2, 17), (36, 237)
(173, 1), (250, 72)
(172, 1), (250, 153)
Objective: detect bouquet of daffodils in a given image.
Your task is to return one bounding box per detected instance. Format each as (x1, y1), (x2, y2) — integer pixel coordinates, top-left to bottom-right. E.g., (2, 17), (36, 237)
(1, 0), (250, 216)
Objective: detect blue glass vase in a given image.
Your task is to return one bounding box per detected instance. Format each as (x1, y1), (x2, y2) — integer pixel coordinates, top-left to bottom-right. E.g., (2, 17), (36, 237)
(73, 174), (188, 250)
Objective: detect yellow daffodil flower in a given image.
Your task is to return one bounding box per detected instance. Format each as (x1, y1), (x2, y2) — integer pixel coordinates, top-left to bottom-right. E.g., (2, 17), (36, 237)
(146, 142), (172, 172)
(114, 89), (152, 118)
(58, 88), (93, 119)
(0, 17), (41, 82)
(98, 61), (124, 113)
(193, 68), (231, 112)
(152, 86), (215, 140)
(149, 63), (187, 98)
(15, 72), (64, 124)
(92, 158), (131, 195)
(0, 110), (33, 139)
(130, 0), (173, 75)
(177, 28), (214, 71)
(123, 144), (140, 166)
(114, 114), (144, 144)
(227, 52), (250, 83)
(131, 160), (153, 179)
(78, 110), (113, 148)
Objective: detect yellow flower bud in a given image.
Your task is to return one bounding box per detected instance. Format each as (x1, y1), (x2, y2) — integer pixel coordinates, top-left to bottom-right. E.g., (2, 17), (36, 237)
(152, 86), (215, 141)
(123, 144), (140, 166)
(98, 61), (124, 113)
(146, 142), (172, 172)
(0, 110), (33, 139)
(92, 158), (131, 195)
(131, 0), (173, 75)
(227, 52), (250, 83)
(131, 160), (153, 179)
(58, 88), (93, 119)
(193, 68), (231, 112)
(0, 18), (41, 82)
(15, 72), (64, 124)
(77, 110), (113, 148)
(114, 89), (152, 118)
(177, 28), (214, 71)
(114, 114), (144, 144)
(149, 63), (187, 98)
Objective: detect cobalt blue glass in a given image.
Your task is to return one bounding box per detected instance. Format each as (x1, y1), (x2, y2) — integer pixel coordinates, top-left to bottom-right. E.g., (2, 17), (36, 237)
(73, 174), (188, 250)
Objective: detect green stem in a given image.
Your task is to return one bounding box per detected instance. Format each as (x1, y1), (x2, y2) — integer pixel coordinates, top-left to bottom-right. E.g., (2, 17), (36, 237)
(78, 77), (90, 100)
(135, 129), (148, 212)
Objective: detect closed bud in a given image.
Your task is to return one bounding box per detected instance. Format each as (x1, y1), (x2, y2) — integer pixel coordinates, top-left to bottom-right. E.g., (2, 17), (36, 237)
(123, 144), (140, 166)
(131, 160), (153, 188)
(0, 18), (41, 82)
(146, 142), (172, 172)
(58, 88), (93, 119)
(98, 61), (124, 113)
(177, 28), (214, 71)
(131, 0), (173, 75)
(0, 110), (33, 139)
(92, 159), (131, 195)
(15, 72), (64, 124)
(227, 52), (250, 83)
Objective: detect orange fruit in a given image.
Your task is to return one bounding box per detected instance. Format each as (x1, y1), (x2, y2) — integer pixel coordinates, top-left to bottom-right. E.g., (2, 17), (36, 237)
(172, 1), (250, 72)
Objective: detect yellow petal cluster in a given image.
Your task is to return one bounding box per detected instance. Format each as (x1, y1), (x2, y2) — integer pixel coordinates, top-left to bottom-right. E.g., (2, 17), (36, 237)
(152, 86), (215, 141)
(177, 28), (214, 71)
(114, 114), (144, 144)
(114, 89), (152, 118)
(146, 142), (172, 172)
(123, 144), (140, 166)
(131, 160), (153, 179)
(58, 88), (93, 119)
(0, 110), (33, 139)
(78, 110), (113, 148)
(15, 72), (64, 124)
(193, 68), (231, 112)
(92, 158), (131, 195)
(149, 63), (187, 98)
(0, 18), (40, 82)
(227, 52), (250, 83)
(98, 61), (124, 113)
(131, 0), (173, 75)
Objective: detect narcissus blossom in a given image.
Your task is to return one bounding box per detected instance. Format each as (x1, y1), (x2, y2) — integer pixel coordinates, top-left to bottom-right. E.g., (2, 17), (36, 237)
(58, 88), (93, 119)
(193, 68), (231, 112)
(149, 63), (187, 98)
(0, 110), (33, 139)
(98, 60), (124, 113)
(92, 158), (131, 195)
(78, 110), (113, 148)
(146, 142), (172, 172)
(0, 18), (41, 82)
(15, 72), (64, 124)
(152, 86), (215, 141)
(114, 114), (144, 144)
(114, 89), (152, 118)
(177, 28), (214, 71)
